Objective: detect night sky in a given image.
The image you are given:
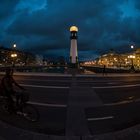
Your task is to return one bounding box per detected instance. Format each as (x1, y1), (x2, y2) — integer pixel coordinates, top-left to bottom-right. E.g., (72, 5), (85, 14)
(0, 0), (140, 61)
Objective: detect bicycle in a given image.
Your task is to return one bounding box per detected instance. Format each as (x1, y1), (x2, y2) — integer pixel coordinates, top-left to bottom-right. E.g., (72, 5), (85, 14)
(0, 91), (40, 122)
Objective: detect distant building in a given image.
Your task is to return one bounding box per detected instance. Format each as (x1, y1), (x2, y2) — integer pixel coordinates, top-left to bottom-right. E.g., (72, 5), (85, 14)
(83, 48), (140, 70)
(57, 56), (66, 65)
(0, 46), (36, 66)
(35, 55), (43, 65)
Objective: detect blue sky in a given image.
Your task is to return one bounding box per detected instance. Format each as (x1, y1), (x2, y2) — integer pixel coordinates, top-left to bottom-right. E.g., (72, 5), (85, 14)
(0, 0), (140, 60)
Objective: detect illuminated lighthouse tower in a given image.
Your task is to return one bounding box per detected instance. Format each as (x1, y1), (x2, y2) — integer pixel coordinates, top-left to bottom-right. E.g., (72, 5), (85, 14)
(70, 26), (78, 66)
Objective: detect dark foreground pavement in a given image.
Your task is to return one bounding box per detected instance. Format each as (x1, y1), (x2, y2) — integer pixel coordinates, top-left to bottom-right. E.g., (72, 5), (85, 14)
(1, 73), (140, 139)
(1, 119), (140, 140)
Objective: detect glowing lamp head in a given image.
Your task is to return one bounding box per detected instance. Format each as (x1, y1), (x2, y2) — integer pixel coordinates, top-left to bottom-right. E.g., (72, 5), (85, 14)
(131, 45), (134, 49)
(13, 44), (16, 48)
(70, 26), (78, 32)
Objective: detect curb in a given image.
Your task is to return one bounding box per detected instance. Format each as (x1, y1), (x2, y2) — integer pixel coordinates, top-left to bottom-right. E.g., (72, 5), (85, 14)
(0, 72), (72, 77)
(1, 72), (140, 77)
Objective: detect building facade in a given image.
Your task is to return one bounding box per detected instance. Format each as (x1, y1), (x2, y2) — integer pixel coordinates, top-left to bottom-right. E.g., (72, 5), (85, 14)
(0, 46), (36, 66)
(83, 49), (140, 70)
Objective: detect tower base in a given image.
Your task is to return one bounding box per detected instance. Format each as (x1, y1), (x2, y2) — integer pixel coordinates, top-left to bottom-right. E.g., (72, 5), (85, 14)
(67, 63), (80, 76)
(68, 63), (79, 69)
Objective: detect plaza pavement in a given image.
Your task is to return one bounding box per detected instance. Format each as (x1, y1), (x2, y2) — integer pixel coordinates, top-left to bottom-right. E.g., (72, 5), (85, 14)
(1, 72), (140, 139)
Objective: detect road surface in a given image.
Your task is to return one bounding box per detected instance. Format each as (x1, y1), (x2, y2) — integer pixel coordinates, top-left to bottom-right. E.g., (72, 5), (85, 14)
(1, 73), (140, 136)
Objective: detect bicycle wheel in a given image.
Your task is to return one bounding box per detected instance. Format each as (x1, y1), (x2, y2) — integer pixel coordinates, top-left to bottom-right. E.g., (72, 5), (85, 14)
(22, 104), (39, 122)
(0, 97), (9, 113)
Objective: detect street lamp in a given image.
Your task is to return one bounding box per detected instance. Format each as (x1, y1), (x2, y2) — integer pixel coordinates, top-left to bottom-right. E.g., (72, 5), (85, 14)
(131, 45), (134, 49)
(11, 43), (17, 67)
(13, 44), (16, 48)
(11, 54), (17, 58)
(128, 55), (135, 71)
(11, 53), (17, 67)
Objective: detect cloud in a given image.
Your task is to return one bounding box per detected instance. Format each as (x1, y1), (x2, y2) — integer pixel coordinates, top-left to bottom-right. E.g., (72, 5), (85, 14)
(15, 0), (47, 13)
(0, 0), (19, 20)
(0, 0), (140, 60)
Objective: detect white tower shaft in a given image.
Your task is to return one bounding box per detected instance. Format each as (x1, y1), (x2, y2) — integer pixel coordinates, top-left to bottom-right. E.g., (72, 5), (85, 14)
(70, 39), (78, 63)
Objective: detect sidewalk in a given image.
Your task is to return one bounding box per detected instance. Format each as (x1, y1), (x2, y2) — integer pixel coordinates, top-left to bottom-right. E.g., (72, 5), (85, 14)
(0, 72), (72, 77)
(1, 72), (140, 77)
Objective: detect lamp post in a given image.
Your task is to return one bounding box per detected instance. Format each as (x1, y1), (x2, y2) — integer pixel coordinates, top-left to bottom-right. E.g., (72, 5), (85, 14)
(11, 53), (17, 67)
(11, 43), (17, 67)
(128, 55), (135, 71)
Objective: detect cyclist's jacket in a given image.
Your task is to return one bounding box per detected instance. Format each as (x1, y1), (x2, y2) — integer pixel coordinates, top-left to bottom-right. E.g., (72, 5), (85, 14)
(1, 75), (15, 94)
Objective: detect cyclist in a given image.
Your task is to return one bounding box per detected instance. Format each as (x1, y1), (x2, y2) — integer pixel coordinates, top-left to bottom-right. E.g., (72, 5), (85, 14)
(1, 68), (25, 112)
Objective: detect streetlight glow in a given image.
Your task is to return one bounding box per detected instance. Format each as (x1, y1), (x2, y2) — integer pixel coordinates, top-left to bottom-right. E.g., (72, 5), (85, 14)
(128, 55), (135, 59)
(131, 45), (134, 49)
(13, 44), (16, 48)
(14, 54), (17, 57)
(11, 53), (17, 58)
